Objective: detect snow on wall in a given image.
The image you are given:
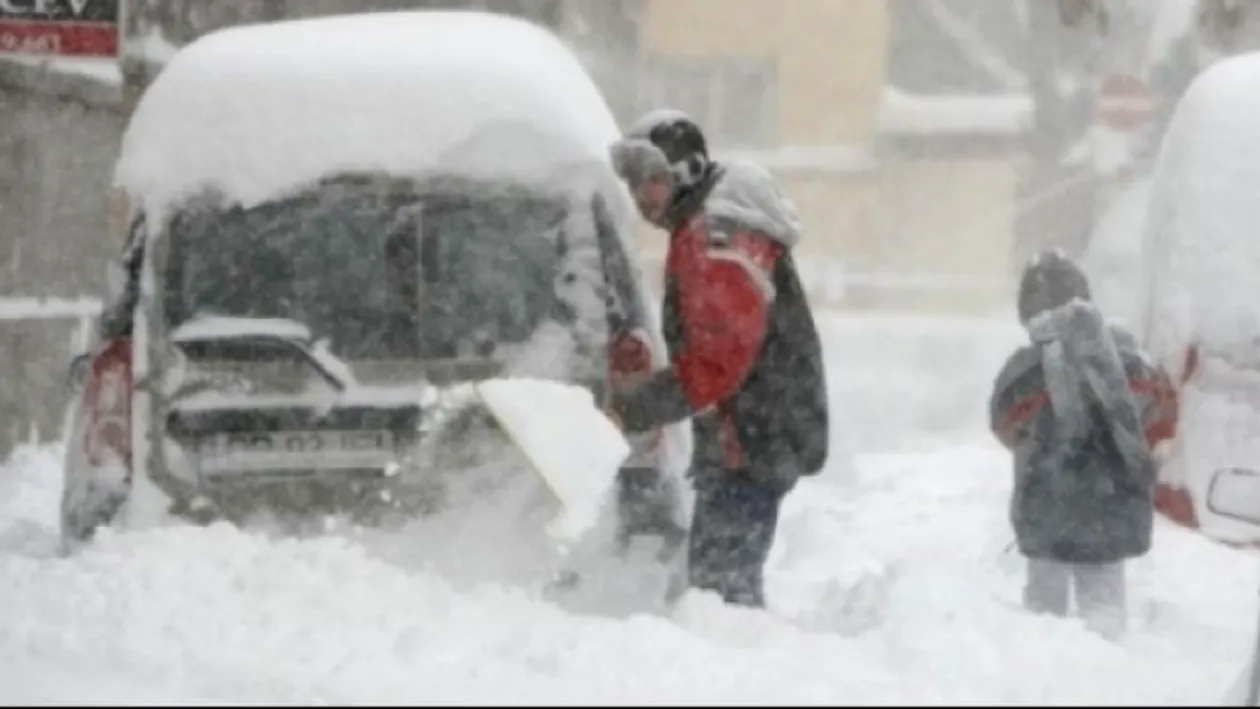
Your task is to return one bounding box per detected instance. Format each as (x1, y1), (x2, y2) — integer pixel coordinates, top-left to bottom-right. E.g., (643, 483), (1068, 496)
(0, 55), (120, 85)
(114, 11), (627, 219)
(0, 297), (101, 321)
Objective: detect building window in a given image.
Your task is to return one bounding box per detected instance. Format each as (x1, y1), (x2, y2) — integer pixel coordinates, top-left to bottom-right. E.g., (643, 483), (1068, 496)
(563, 0), (775, 147)
(633, 55), (778, 149)
(622, 55), (771, 149)
(567, 0), (643, 53)
(887, 0), (1030, 94)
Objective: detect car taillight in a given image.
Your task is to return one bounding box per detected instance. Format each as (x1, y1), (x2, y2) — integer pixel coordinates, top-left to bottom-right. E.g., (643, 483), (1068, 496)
(1155, 482), (1199, 530)
(83, 339), (133, 475)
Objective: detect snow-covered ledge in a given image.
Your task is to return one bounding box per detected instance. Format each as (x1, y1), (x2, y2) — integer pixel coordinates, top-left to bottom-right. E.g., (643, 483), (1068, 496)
(0, 55), (119, 106)
(0, 296), (102, 321)
(878, 85), (1032, 137)
(0, 54), (120, 86)
(714, 86), (1034, 177)
(716, 144), (879, 178)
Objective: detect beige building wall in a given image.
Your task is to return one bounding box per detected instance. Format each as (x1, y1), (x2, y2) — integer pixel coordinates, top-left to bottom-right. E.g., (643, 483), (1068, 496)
(873, 155), (1023, 308)
(634, 0), (1018, 315)
(643, 0), (888, 144)
(638, 0), (888, 308)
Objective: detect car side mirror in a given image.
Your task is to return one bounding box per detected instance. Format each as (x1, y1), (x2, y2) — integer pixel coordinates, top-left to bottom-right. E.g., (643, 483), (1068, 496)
(68, 353), (91, 393)
(1207, 466), (1260, 526)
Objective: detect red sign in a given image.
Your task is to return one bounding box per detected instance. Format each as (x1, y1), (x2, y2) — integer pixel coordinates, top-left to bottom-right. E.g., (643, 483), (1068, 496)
(1096, 73), (1158, 133)
(0, 0), (119, 59)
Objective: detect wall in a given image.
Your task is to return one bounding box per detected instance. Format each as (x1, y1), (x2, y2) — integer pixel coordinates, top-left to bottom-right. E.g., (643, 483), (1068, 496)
(634, 0), (1018, 314)
(0, 63), (122, 458)
(643, 0), (888, 144)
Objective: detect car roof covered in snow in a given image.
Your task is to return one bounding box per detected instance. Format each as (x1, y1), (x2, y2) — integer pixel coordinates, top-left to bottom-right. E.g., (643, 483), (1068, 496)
(1140, 51), (1260, 367)
(114, 11), (628, 221)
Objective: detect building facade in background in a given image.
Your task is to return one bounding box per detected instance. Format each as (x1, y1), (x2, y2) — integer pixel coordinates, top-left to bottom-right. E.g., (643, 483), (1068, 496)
(0, 0), (1257, 454)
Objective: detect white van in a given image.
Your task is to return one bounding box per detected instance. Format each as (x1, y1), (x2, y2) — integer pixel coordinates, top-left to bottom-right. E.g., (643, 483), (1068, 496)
(1139, 50), (1260, 545)
(61, 10), (690, 553)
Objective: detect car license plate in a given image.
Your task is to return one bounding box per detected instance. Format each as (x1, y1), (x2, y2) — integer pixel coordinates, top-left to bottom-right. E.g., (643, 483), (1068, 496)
(195, 430), (397, 474)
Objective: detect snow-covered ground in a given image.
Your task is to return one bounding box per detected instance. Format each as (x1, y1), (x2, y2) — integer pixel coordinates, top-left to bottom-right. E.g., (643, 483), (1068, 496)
(1, 313), (1256, 705)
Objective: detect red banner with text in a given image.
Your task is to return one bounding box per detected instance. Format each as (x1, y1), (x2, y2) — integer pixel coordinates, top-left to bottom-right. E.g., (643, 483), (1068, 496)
(0, 0), (120, 59)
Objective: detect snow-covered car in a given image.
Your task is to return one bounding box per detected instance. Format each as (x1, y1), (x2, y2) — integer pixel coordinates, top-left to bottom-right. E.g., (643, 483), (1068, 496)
(60, 11), (689, 547)
(1138, 50), (1260, 545)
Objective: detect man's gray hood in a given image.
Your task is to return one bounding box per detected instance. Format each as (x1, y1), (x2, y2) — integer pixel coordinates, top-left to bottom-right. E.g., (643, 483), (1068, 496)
(706, 159), (803, 249)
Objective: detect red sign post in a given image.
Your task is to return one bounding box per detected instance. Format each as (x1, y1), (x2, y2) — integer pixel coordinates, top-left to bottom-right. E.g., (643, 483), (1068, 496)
(1096, 73), (1158, 133)
(0, 0), (120, 59)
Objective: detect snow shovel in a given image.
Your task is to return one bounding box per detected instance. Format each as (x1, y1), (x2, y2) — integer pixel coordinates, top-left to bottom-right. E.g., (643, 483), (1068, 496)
(473, 378), (632, 543)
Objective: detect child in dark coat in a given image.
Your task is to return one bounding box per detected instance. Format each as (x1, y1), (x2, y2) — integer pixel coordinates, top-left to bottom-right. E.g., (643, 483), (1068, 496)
(989, 250), (1175, 640)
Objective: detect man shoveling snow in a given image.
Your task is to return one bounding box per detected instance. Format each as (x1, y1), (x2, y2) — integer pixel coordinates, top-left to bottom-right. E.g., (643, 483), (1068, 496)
(603, 109), (831, 609)
(989, 250), (1173, 640)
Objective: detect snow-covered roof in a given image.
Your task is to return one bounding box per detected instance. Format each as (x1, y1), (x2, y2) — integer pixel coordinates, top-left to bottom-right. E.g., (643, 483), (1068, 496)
(1140, 51), (1260, 364)
(114, 11), (627, 218)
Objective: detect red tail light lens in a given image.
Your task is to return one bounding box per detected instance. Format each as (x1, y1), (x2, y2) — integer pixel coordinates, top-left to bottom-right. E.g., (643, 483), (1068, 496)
(1155, 482), (1199, 530)
(83, 339), (133, 475)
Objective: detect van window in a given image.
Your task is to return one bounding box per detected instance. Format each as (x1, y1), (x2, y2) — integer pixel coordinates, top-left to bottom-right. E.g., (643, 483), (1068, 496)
(163, 175), (573, 361)
(590, 193), (648, 334)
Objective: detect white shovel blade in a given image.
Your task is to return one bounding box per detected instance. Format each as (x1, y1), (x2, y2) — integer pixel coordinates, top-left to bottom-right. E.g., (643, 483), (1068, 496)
(474, 378), (631, 542)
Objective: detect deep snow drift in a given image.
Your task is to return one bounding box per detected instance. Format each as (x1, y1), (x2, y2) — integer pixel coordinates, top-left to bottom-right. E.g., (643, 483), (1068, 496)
(1, 314), (1257, 704)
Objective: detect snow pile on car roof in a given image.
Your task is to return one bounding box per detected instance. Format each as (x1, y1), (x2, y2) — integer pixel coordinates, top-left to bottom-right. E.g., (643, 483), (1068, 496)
(115, 11), (624, 217)
(1140, 52), (1260, 366)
